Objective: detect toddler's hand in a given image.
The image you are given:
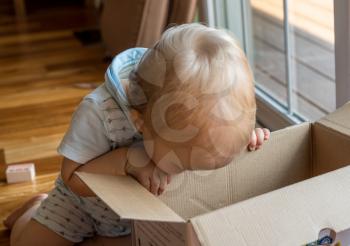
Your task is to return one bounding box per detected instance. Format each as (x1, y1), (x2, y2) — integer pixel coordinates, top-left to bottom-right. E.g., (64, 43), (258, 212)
(248, 128), (270, 151)
(125, 147), (171, 196)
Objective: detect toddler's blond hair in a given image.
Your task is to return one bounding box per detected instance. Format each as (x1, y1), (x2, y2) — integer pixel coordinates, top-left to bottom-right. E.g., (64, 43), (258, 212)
(131, 23), (256, 166)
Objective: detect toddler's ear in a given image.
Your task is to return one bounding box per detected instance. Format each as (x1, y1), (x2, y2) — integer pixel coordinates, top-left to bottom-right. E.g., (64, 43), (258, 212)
(130, 109), (144, 132)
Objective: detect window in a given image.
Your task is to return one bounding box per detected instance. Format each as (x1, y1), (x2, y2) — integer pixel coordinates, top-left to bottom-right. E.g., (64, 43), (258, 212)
(203, 0), (343, 128)
(251, 0), (335, 121)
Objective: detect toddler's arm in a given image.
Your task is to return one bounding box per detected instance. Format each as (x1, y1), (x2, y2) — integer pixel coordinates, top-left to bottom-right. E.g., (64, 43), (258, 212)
(61, 147), (129, 197)
(61, 146), (170, 197)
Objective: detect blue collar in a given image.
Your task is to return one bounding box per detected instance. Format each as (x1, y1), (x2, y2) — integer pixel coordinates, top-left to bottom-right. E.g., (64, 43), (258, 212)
(105, 47), (147, 138)
(105, 47), (147, 107)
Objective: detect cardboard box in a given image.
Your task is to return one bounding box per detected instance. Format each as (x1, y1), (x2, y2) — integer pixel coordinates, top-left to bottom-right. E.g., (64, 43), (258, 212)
(77, 102), (350, 246)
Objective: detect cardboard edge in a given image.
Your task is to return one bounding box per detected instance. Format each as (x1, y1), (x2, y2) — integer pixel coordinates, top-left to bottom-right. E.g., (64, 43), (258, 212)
(312, 123), (317, 177)
(188, 218), (206, 246)
(132, 220), (188, 246)
(310, 122), (315, 177)
(272, 121), (311, 134)
(317, 101), (350, 135)
(311, 122), (350, 175)
(186, 222), (201, 246)
(76, 172), (185, 223)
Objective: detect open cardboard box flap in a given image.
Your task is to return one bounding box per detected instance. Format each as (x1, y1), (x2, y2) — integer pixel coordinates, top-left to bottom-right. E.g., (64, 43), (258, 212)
(76, 172), (184, 223)
(77, 102), (350, 245)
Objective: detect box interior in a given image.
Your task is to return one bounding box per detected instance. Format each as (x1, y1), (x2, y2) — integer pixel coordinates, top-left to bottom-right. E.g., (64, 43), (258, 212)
(159, 122), (312, 220)
(160, 114), (350, 221)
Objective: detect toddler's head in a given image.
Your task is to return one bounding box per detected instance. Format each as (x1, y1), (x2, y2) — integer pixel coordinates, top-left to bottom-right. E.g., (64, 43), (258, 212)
(129, 23), (256, 174)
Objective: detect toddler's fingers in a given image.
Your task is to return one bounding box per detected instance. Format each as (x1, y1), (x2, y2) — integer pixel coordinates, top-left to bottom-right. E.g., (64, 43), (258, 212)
(255, 128), (265, 148)
(167, 175), (172, 184)
(158, 174), (168, 196)
(150, 177), (160, 195)
(263, 128), (270, 140)
(139, 177), (150, 192)
(248, 130), (257, 151)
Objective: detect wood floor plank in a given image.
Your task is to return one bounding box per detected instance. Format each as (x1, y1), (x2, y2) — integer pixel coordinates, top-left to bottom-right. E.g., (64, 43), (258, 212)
(0, 86), (94, 110)
(0, 4), (105, 245)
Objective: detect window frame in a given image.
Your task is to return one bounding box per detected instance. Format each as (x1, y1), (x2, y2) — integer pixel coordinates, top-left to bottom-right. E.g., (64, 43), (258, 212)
(203, 0), (343, 130)
(334, 0), (350, 108)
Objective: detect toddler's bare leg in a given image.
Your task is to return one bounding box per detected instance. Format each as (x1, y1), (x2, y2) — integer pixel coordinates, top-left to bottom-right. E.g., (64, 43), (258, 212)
(5, 195), (74, 246)
(4, 194), (47, 229)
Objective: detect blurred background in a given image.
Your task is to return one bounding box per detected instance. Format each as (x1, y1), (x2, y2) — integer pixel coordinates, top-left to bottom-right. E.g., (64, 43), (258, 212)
(0, 0), (341, 244)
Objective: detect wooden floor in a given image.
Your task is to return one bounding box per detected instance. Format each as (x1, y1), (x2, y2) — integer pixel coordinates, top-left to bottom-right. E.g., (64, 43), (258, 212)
(251, 0), (335, 121)
(0, 2), (107, 245)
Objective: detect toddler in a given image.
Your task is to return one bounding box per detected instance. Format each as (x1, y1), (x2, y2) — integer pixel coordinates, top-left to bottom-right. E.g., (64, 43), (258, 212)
(5, 23), (270, 246)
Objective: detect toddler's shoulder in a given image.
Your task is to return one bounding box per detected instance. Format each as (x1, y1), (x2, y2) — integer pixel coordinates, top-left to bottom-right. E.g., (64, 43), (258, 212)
(77, 83), (140, 145)
(83, 84), (118, 107)
(78, 83), (123, 118)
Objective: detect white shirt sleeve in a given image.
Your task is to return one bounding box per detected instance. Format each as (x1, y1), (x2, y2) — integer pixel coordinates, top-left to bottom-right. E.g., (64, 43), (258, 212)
(57, 99), (110, 164)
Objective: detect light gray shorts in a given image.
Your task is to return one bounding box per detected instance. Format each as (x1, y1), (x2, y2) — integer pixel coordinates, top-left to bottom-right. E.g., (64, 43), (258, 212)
(33, 176), (131, 243)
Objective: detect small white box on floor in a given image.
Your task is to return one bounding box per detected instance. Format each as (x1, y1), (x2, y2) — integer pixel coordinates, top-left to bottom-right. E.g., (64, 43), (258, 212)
(6, 163), (35, 184)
